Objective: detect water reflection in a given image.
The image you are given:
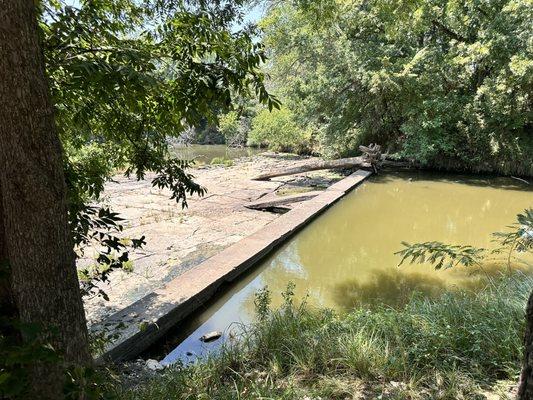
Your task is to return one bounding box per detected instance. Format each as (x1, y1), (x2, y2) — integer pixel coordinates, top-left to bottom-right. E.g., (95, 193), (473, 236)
(170, 144), (262, 165)
(332, 269), (448, 309)
(151, 171), (532, 364)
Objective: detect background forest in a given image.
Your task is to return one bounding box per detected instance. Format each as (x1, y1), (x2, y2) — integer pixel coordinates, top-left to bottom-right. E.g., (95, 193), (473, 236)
(218, 0), (532, 176)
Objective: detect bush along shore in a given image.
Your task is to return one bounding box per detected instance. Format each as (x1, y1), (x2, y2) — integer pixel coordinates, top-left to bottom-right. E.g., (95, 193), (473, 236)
(118, 274), (529, 400)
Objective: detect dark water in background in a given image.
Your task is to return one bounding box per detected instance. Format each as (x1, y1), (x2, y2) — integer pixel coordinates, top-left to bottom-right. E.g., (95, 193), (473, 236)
(170, 144), (263, 165)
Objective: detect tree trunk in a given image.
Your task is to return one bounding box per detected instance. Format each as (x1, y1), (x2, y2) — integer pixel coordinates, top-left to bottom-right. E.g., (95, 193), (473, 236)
(519, 290), (533, 399)
(252, 156), (410, 181)
(0, 182), (17, 326)
(0, 184), (6, 264)
(0, 1), (92, 398)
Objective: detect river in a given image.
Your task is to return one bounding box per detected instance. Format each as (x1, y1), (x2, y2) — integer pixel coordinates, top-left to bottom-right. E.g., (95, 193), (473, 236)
(170, 144), (263, 165)
(148, 171), (532, 364)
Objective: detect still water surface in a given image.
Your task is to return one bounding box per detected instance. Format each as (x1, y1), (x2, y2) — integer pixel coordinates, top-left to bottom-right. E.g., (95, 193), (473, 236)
(170, 144), (263, 164)
(155, 172), (532, 364)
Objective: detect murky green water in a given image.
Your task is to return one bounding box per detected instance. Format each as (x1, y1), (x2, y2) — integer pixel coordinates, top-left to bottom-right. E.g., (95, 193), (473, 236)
(155, 172), (532, 364)
(170, 144), (263, 165)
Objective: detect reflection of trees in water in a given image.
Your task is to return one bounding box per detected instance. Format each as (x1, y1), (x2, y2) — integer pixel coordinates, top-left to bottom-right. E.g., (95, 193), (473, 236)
(332, 262), (533, 311)
(248, 221), (533, 312)
(332, 269), (448, 310)
(237, 175), (532, 313)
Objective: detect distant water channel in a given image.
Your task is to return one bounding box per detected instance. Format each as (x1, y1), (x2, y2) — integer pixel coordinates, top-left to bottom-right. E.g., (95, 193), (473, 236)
(150, 172), (532, 365)
(170, 144), (263, 165)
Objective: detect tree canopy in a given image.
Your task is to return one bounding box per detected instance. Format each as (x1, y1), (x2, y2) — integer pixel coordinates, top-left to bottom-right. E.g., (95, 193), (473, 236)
(258, 0), (532, 175)
(39, 0), (280, 292)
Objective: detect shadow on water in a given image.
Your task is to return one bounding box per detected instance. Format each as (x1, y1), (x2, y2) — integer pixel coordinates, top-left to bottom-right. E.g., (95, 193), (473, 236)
(332, 269), (448, 310)
(371, 170), (532, 192)
(332, 261), (533, 311)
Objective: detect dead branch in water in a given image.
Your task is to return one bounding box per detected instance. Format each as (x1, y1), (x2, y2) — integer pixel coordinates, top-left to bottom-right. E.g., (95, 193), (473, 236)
(253, 144), (411, 181)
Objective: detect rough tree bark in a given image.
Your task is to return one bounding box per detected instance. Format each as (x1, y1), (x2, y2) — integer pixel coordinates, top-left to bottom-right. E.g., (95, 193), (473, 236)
(0, 1), (92, 398)
(0, 184), (5, 263)
(0, 182), (17, 322)
(519, 291), (533, 399)
(0, 182), (16, 323)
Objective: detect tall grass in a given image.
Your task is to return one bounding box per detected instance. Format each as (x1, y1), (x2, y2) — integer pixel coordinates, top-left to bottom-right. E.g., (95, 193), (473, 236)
(120, 274), (530, 399)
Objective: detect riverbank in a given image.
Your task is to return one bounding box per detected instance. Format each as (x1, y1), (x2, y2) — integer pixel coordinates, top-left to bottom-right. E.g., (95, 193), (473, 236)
(117, 274), (528, 399)
(83, 152), (349, 325)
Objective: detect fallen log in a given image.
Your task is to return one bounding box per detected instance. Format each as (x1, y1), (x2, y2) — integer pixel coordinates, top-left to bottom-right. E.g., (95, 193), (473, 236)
(253, 157), (412, 181)
(253, 156), (370, 181)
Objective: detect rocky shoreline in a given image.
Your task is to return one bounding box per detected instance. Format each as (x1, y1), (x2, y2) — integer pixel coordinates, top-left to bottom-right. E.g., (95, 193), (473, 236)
(83, 152), (349, 326)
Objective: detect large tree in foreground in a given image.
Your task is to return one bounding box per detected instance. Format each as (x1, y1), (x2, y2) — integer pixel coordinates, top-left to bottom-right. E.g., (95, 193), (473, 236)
(1, 0), (276, 398)
(0, 1), (91, 398)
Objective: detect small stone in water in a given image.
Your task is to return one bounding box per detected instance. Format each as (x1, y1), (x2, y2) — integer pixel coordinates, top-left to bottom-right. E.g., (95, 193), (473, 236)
(145, 359), (164, 371)
(200, 331), (222, 342)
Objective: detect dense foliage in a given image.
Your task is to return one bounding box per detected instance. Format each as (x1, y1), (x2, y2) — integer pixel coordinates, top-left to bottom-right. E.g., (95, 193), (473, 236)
(218, 109), (253, 147)
(248, 106), (313, 153)
(38, 0), (278, 289)
(258, 0), (533, 175)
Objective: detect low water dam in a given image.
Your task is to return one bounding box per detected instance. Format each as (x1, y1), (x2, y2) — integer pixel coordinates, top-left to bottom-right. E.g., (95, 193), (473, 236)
(146, 171), (532, 364)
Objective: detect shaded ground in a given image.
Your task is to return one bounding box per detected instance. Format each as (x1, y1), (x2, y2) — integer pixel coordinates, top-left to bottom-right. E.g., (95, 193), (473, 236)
(82, 152), (347, 325)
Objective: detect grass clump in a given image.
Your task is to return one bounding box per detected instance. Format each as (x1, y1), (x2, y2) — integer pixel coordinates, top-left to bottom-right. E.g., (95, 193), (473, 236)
(119, 275), (529, 399)
(210, 157), (234, 167)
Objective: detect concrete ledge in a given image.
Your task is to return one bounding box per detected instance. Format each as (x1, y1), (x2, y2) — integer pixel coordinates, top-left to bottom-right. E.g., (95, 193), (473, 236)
(244, 190), (323, 211)
(94, 169), (372, 362)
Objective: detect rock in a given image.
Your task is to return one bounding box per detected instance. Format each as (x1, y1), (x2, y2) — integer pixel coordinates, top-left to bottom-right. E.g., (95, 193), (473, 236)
(200, 331), (222, 342)
(145, 359), (164, 371)
(389, 381), (407, 389)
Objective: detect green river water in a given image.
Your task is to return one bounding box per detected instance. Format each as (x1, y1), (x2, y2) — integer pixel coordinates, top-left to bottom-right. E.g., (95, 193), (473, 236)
(170, 144), (262, 164)
(155, 171), (532, 364)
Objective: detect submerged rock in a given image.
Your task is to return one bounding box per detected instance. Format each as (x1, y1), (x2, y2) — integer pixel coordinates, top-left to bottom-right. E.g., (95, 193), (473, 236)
(200, 331), (222, 342)
(145, 359), (165, 371)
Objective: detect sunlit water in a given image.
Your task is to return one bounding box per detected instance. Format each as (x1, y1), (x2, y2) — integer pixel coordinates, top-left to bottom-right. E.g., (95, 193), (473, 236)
(170, 144), (263, 165)
(150, 172), (532, 364)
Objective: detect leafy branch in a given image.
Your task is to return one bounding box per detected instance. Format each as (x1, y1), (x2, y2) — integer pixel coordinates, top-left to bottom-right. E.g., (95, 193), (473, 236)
(396, 208), (533, 270)
(396, 241), (486, 270)
(72, 206), (146, 300)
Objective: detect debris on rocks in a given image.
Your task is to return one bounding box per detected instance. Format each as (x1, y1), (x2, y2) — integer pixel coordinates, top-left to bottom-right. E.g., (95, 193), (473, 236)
(145, 359), (165, 371)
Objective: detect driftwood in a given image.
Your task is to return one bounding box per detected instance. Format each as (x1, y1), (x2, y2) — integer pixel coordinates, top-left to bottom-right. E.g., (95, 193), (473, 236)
(245, 191), (323, 211)
(253, 144), (411, 181)
(359, 143), (382, 172)
(253, 156), (371, 181)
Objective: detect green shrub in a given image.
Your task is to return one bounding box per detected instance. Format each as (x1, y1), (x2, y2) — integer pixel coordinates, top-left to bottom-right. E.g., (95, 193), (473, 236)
(119, 275), (529, 399)
(248, 107), (313, 154)
(218, 110), (253, 147)
(210, 157), (233, 167)
(218, 111), (241, 146)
